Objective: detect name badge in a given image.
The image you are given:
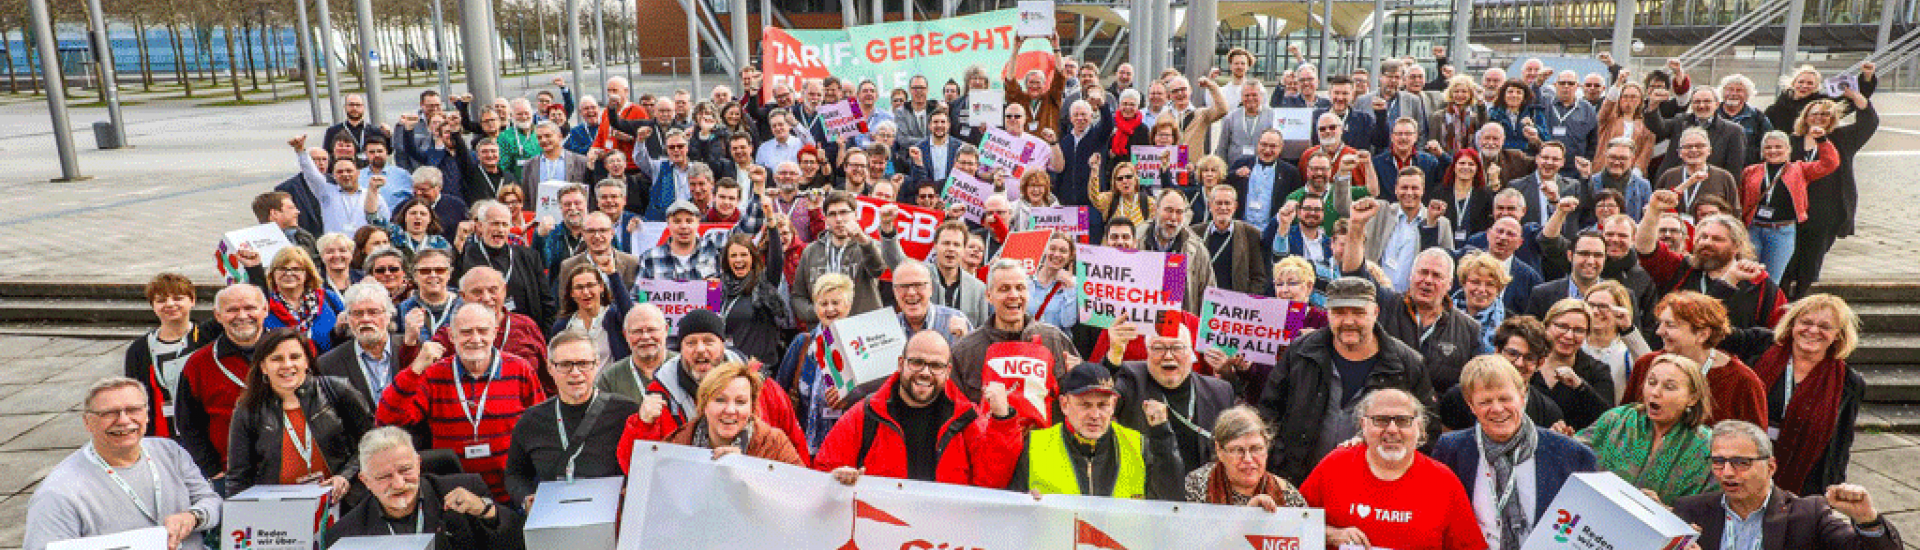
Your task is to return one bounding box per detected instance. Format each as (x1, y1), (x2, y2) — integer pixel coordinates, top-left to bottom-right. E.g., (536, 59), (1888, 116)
(1767, 426), (1781, 440)
(1249, 201), (1264, 213)
(1755, 206), (1775, 219)
(160, 404), (175, 419)
(503, 297), (518, 312)
(464, 444), (491, 459)
(1241, 146), (1254, 157)
(1551, 126), (1567, 137)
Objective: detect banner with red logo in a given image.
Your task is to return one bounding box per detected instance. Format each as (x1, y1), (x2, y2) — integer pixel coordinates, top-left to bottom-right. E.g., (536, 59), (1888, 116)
(760, 9), (1023, 108)
(619, 444), (1326, 549)
(854, 196), (942, 261)
(981, 338), (1056, 426)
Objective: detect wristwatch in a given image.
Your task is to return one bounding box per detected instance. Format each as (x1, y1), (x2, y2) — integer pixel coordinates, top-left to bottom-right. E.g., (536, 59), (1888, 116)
(189, 508), (208, 529)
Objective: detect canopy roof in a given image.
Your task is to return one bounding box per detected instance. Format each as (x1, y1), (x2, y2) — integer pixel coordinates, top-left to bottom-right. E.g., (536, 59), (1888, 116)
(1056, 1), (1394, 38)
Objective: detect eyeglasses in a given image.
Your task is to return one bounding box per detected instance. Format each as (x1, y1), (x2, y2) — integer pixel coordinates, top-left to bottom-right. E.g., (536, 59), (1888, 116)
(415, 267), (450, 276)
(1005, 114), (1026, 120)
(1708, 455), (1768, 471)
(551, 360), (597, 373)
(1549, 321), (1588, 334)
(1318, 125), (1341, 131)
(1365, 414), (1416, 428)
(902, 357), (949, 373)
(372, 266), (405, 274)
(1149, 343), (1191, 355)
(1583, 83), (1605, 88)
(1498, 347), (1528, 361)
(87, 405), (149, 419)
(1219, 444), (1266, 458)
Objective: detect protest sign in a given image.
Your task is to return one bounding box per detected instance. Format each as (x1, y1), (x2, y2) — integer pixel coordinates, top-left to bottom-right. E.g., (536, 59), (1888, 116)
(1521, 472), (1698, 550)
(535, 181), (574, 225)
(632, 279), (724, 336)
(222, 484), (334, 550)
(981, 339), (1056, 426)
(215, 223), (294, 284)
(619, 444), (1325, 549)
(819, 308), (909, 392)
(994, 229), (1053, 275)
(1131, 145), (1189, 188)
(1197, 287), (1313, 366)
(1016, 1), (1055, 37)
(759, 10), (1021, 109)
(1272, 107), (1316, 158)
(819, 99), (869, 141)
(47, 527), (167, 550)
(1025, 205), (1089, 241)
(1075, 244), (1187, 328)
(855, 196), (941, 261)
(1823, 74), (1859, 98)
(980, 127), (1051, 185)
(966, 89), (1004, 129)
(628, 223), (734, 255)
(942, 170), (996, 223)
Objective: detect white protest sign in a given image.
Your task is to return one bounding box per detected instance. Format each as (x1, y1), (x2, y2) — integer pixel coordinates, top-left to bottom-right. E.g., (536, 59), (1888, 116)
(1273, 107), (1316, 158)
(1822, 74), (1859, 98)
(627, 221), (668, 256)
(821, 308), (909, 392)
(942, 170), (997, 223)
(966, 89), (1004, 130)
(618, 443), (1325, 549)
(1130, 145), (1189, 187)
(632, 278), (723, 336)
(1016, 1), (1056, 37)
(1074, 243), (1187, 328)
(535, 180), (574, 228)
(216, 223), (294, 284)
(1197, 287), (1312, 366)
(46, 527), (168, 550)
(819, 99), (869, 141)
(979, 126), (1051, 186)
(1026, 205), (1089, 240)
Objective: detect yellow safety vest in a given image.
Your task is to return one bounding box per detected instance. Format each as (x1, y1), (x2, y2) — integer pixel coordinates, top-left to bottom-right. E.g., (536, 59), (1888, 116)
(1026, 423), (1147, 498)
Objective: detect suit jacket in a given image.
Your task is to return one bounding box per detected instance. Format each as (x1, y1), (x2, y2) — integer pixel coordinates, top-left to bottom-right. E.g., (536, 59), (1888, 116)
(1215, 108), (1277, 164)
(1646, 111), (1749, 177)
(1191, 221), (1272, 296)
(314, 339), (418, 406)
(1358, 90), (1432, 146)
(1506, 172), (1587, 235)
(1430, 427), (1599, 523)
(1226, 157), (1305, 228)
(515, 152), (591, 210)
(1310, 107), (1384, 152)
(556, 251), (640, 297)
(1113, 362), (1236, 464)
(1673, 486), (1903, 550)
(1525, 277), (1581, 320)
(325, 473), (527, 549)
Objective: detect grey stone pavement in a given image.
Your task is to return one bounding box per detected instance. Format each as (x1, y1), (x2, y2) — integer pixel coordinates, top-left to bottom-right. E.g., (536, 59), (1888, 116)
(2, 76), (1919, 547)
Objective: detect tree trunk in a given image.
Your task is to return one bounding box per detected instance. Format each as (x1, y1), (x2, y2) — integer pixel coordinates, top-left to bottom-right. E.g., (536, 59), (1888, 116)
(134, 15), (154, 91)
(225, 21), (243, 100)
(4, 27), (17, 94)
(244, 17), (261, 90)
(167, 22), (190, 95)
(26, 21), (43, 95)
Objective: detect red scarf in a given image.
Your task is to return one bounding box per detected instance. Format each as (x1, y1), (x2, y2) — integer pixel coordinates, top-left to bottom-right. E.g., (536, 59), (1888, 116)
(269, 289), (325, 333)
(1749, 343), (1847, 495)
(1110, 111), (1144, 156)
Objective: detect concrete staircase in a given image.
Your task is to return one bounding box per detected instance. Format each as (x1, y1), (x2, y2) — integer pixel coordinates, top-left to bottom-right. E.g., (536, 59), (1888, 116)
(1, 278), (1915, 431)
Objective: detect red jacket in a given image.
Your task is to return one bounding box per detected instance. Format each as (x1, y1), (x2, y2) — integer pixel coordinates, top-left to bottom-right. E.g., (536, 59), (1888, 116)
(616, 377), (812, 470)
(376, 352), (547, 502)
(1739, 139), (1839, 224)
(811, 374), (1024, 488)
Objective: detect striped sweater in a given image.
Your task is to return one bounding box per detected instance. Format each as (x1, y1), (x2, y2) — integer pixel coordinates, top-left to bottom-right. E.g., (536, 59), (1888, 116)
(376, 353), (546, 502)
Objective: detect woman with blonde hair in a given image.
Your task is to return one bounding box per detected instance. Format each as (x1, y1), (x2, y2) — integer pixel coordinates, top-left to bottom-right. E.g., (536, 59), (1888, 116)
(242, 247), (347, 352)
(1427, 75), (1486, 154)
(1579, 353), (1715, 502)
(1087, 161), (1155, 230)
(1581, 280), (1652, 402)
(617, 361), (805, 468)
(1750, 294), (1865, 495)
(1453, 252), (1512, 351)
(1009, 170), (1061, 231)
(1593, 81), (1656, 173)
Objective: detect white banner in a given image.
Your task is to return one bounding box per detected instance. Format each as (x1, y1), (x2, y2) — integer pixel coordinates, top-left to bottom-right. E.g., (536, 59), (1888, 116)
(619, 443), (1325, 550)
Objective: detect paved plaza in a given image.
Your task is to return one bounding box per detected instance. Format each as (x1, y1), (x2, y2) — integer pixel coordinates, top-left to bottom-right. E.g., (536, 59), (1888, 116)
(1, 75), (1919, 547)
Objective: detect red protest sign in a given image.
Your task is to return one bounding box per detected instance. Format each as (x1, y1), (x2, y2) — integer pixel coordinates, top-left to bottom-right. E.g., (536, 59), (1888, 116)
(981, 338), (1056, 428)
(993, 229), (1053, 276)
(761, 27), (832, 102)
(855, 196), (942, 262)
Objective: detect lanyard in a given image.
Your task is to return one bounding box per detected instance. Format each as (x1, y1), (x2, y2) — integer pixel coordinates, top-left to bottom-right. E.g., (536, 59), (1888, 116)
(147, 326), (196, 394)
(1164, 389), (1212, 439)
(1781, 358), (1796, 410)
(453, 354), (503, 441)
(1406, 296), (1442, 346)
(357, 342), (391, 398)
(553, 393), (608, 481)
(212, 341), (247, 389)
(486, 246), (516, 290)
(85, 442), (162, 524)
(1761, 164), (1787, 204)
(1680, 167), (1706, 207)
(1551, 103), (1578, 126)
(423, 301), (454, 337)
(1208, 225), (1234, 263)
(387, 509), (426, 535)
(284, 409), (318, 472)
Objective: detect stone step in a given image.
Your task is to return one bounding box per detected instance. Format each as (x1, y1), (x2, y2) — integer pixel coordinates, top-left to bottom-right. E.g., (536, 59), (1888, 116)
(0, 324), (150, 340)
(1854, 303), (1920, 334)
(1859, 403), (1920, 434)
(0, 280), (222, 302)
(1809, 281), (1920, 304)
(1859, 365), (1920, 403)
(1849, 334), (1920, 365)
(0, 299), (211, 325)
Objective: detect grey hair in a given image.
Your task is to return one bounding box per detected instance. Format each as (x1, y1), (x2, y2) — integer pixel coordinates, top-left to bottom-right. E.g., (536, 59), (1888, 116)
(1415, 247), (1457, 281)
(1679, 126), (1713, 147)
(986, 258), (1029, 285)
(213, 283), (265, 310)
(687, 162), (713, 181)
(85, 376), (147, 411)
(1719, 74), (1756, 93)
(1494, 187), (1525, 204)
(873, 120), (898, 134)
(1477, 122), (1506, 140)
(412, 166), (443, 187)
(1695, 214), (1753, 259)
(547, 329), (596, 358)
(315, 232), (353, 255)
(1761, 130), (1792, 146)
(595, 178), (626, 193)
(1119, 89), (1142, 105)
(472, 199), (511, 221)
(1210, 405), (1271, 447)
(1689, 86), (1721, 105)
(459, 266), (504, 290)
(342, 281), (396, 316)
(1711, 420), (1774, 458)
(1353, 388), (1429, 434)
(1607, 136), (1637, 150)
(534, 120), (561, 134)
(356, 426), (418, 472)
(361, 247), (407, 275)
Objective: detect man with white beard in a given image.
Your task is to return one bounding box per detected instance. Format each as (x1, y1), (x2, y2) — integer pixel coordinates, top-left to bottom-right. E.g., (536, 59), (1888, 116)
(1300, 389), (1484, 550)
(317, 282), (419, 406)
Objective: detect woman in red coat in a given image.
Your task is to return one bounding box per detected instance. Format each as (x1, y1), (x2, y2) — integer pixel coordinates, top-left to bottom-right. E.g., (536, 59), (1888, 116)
(1740, 130), (1839, 283)
(618, 361), (805, 470)
(1621, 291), (1769, 430)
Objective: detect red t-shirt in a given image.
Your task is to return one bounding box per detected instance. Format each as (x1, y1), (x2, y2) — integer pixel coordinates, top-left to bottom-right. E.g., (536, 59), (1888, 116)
(1300, 445), (1488, 550)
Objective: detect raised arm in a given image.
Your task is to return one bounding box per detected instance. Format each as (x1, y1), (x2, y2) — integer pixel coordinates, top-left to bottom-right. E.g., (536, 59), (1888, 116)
(1633, 189), (1675, 255)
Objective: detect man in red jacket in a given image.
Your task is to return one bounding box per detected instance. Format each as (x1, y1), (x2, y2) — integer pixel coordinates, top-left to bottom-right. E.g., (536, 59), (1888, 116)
(617, 310), (811, 468)
(379, 303), (547, 502)
(816, 330), (1023, 488)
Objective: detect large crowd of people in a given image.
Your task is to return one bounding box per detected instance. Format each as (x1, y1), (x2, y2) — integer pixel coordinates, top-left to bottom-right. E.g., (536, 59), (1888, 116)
(22, 38), (1901, 550)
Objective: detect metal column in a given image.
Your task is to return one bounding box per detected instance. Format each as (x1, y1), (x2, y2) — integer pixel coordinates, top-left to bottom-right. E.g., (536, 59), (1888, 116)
(1187, 0), (1217, 79)
(688, 0), (702, 93)
(294, 0), (325, 125)
(83, 0), (126, 148)
(1450, 0), (1472, 74)
(842, 0), (859, 27)
(430, 0), (451, 100)
(941, 0), (955, 18)
(1319, 0), (1334, 70)
(353, 0), (385, 125)
(1370, 0), (1386, 76)
(733, 0), (749, 86)
(316, 0), (346, 122)
(1877, 0), (1899, 51)
(567, 0), (584, 92)
(1611, 0), (1634, 67)
(28, 0), (84, 180)
(874, 0), (884, 24)
(1778, 0), (1807, 77)
(459, 0), (500, 107)
(596, 0), (610, 86)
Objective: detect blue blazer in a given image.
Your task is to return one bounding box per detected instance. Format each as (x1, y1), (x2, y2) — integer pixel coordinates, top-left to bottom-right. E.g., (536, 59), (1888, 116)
(1430, 427), (1598, 522)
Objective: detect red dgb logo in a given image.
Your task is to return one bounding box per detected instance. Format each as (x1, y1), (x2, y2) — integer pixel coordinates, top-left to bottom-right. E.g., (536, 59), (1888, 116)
(1244, 535), (1302, 550)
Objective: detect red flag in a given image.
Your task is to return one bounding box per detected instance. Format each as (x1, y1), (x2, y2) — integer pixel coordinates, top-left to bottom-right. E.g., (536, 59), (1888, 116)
(1074, 519), (1127, 550)
(854, 499), (909, 527)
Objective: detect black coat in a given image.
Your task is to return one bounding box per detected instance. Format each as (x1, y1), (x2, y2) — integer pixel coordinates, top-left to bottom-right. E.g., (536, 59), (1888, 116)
(455, 241), (556, 329)
(1258, 326), (1435, 484)
(224, 376), (375, 496)
(326, 473), (527, 550)
(1673, 486), (1903, 550)
(1113, 362), (1235, 469)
